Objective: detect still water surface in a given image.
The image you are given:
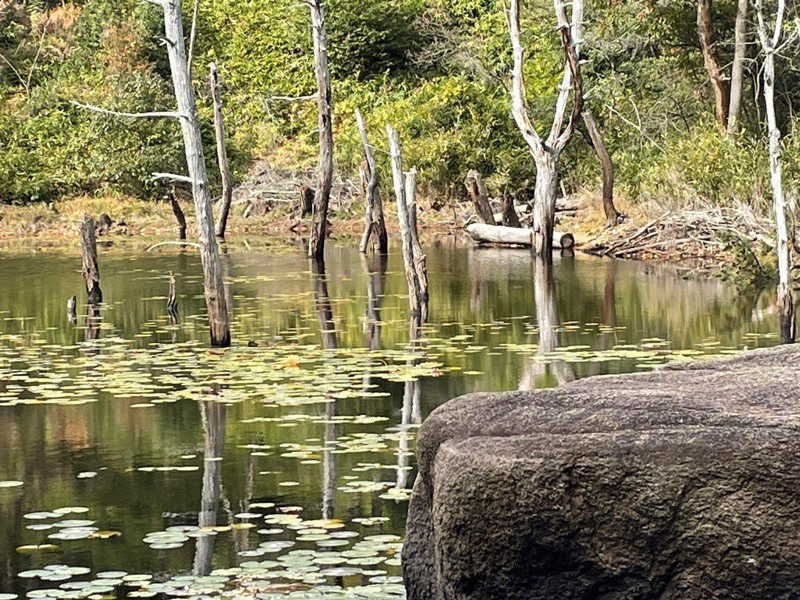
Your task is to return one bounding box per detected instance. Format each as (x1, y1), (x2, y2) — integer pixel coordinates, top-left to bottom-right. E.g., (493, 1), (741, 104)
(0, 237), (779, 598)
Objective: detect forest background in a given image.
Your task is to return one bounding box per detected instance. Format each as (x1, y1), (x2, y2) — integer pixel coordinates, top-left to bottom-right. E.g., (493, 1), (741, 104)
(1, 0), (799, 231)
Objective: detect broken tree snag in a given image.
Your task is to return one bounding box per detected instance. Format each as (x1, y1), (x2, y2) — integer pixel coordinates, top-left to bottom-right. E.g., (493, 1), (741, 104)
(169, 188), (187, 240)
(356, 108), (388, 254)
(80, 215), (102, 305)
(387, 126), (429, 324)
(465, 170), (495, 225)
(299, 185), (314, 218)
(465, 223), (574, 249)
(67, 295), (77, 325)
(307, 0), (334, 261)
(154, 0), (230, 347)
(167, 271), (178, 314)
(583, 110), (620, 227)
(211, 63), (234, 240)
(501, 190), (522, 228)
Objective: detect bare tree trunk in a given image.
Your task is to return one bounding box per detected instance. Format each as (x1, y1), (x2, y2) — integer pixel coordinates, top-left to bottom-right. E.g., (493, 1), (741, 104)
(210, 63), (233, 240)
(583, 110), (620, 227)
(356, 109), (388, 254)
(501, 191), (522, 228)
(698, 0), (731, 129)
(169, 188), (187, 240)
(156, 0), (230, 347)
(465, 170), (495, 225)
(727, 0), (749, 134)
(80, 215), (102, 305)
(755, 0), (794, 343)
(508, 0), (584, 258)
(187, 0), (199, 74)
(307, 0), (334, 261)
(387, 126), (429, 325)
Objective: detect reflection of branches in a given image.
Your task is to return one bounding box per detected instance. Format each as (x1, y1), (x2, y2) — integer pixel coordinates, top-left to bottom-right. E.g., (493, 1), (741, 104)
(311, 260), (337, 351)
(193, 401), (227, 576)
(520, 258), (575, 389)
(84, 304), (101, 342)
(397, 319), (423, 490)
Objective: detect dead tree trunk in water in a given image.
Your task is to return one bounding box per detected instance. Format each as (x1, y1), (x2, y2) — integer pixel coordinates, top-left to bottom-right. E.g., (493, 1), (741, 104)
(583, 110), (620, 227)
(80, 215), (102, 305)
(307, 0), (334, 261)
(153, 0), (230, 347)
(356, 109), (388, 254)
(387, 126), (429, 326)
(167, 271), (178, 314)
(501, 191), (522, 228)
(509, 0), (584, 257)
(755, 0), (795, 343)
(169, 189), (187, 240)
(211, 63), (234, 240)
(465, 170), (495, 225)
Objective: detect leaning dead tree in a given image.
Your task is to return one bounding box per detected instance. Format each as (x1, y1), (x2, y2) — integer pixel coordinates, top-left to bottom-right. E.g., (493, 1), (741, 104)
(508, 0), (584, 256)
(755, 0), (795, 343)
(307, 0), (334, 261)
(80, 215), (102, 305)
(583, 111), (620, 227)
(355, 108), (388, 254)
(387, 126), (429, 326)
(210, 63), (234, 240)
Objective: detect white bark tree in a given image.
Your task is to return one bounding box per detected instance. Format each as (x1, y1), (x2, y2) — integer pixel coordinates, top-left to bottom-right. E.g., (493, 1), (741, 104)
(754, 0), (795, 343)
(151, 0), (230, 347)
(508, 0), (584, 257)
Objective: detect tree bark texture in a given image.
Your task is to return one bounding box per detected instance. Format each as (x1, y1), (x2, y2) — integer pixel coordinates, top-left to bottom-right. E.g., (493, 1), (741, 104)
(465, 170), (495, 225)
(210, 63), (234, 240)
(727, 0), (749, 134)
(307, 0), (334, 261)
(755, 0), (794, 343)
(356, 108), (388, 254)
(509, 0), (584, 257)
(387, 126), (429, 324)
(583, 110), (620, 227)
(698, 0), (731, 129)
(157, 0), (230, 347)
(80, 215), (102, 305)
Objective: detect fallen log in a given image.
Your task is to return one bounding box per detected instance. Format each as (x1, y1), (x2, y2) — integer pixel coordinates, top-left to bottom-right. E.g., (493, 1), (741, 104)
(466, 223), (574, 249)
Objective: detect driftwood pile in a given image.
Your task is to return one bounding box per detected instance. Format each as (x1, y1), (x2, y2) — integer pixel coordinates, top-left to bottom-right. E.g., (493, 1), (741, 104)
(583, 207), (775, 261)
(235, 163), (361, 219)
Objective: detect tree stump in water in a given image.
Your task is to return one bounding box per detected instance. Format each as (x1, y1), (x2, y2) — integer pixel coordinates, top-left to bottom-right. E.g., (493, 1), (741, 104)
(80, 215), (102, 305)
(299, 185), (314, 218)
(67, 295), (77, 325)
(169, 189), (187, 241)
(465, 170), (495, 225)
(167, 271), (178, 314)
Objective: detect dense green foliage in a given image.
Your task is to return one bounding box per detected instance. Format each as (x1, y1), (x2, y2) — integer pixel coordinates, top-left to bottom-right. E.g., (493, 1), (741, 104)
(1, 0), (799, 208)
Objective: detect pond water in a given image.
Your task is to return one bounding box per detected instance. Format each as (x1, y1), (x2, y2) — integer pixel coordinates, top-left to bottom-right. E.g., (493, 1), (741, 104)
(0, 236), (779, 599)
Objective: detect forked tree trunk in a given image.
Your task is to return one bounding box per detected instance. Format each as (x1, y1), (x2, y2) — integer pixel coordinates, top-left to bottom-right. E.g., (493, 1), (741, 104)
(211, 63), (234, 240)
(387, 126), (429, 325)
(508, 0), (583, 258)
(756, 0), (795, 343)
(698, 0), (731, 129)
(727, 0), (749, 134)
(157, 0), (230, 347)
(307, 0), (334, 261)
(356, 108), (388, 254)
(80, 215), (102, 305)
(583, 110), (620, 227)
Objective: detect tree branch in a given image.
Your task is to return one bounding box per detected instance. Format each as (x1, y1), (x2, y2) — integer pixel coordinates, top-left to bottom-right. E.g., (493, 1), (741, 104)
(70, 101), (182, 119)
(152, 172), (194, 184)
(508, 0), (544, 156)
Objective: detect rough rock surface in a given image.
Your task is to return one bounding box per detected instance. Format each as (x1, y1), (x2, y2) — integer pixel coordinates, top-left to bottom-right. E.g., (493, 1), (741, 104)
(404, 345), (800, 600)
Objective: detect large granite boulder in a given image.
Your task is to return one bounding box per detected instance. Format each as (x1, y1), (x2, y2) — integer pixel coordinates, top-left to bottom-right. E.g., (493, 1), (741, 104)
(404, 345), (800, 600)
